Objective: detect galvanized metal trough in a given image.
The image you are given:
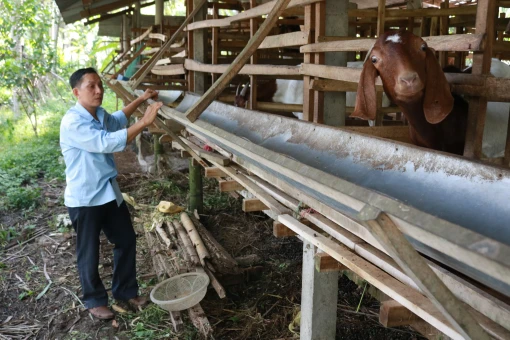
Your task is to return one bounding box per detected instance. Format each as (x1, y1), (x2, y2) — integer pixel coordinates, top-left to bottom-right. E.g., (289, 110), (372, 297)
(160, 93), (510, 299)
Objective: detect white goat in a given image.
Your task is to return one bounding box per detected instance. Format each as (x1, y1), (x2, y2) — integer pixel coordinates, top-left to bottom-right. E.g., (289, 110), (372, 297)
(482, 58), (510, 158)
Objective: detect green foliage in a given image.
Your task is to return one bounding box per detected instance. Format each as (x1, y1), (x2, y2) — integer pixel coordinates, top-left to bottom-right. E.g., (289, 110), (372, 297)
(203, 178), (239, 212)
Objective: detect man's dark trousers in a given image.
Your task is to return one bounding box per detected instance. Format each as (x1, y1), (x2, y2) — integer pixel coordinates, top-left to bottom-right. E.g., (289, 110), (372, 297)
(68, 200), (138, 309)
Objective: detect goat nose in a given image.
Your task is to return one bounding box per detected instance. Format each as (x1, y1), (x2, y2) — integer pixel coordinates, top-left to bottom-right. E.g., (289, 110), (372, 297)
(399, 73), (418, 86)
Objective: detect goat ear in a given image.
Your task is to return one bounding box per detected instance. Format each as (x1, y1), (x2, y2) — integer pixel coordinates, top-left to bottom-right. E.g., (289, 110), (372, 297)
(351, 60), (378, 121)
(423, 48), (454, 124)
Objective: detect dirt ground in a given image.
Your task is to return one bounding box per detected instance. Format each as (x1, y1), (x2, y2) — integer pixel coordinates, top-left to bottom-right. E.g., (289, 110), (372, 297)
(0, 147), (425, 339)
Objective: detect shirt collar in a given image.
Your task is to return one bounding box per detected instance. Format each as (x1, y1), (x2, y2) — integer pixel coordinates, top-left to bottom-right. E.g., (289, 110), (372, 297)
(74, 102), (105, 124)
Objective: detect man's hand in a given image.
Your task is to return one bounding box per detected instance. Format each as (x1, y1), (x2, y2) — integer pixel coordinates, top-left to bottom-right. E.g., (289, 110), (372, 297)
(141, 88), (159, 101)
(141, 102), (163, 127)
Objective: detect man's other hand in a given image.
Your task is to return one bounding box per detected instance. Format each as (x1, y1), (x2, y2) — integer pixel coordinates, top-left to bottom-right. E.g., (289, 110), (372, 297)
(142, 102), (163, 126)
(141, 88), (159, 101)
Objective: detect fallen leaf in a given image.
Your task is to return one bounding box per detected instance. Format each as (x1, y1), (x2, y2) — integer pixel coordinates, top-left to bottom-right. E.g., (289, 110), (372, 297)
(112, 319), (119, 328)
(112, 304), (128, 314)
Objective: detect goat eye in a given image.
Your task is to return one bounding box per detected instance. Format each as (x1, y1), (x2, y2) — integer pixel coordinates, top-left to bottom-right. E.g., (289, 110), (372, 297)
(421, 44), (427, 51)
(371, 56), (377, 63)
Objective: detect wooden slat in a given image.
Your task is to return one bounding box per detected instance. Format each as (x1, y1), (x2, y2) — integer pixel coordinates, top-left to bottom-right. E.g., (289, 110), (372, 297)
(151, 64), (186, 76)
(204, 167), (226, 178)
(348, 5), (477, 19)
(259, 31), (310, 49)
(242, 198), (269, 212)
(218, 180), (244, 192)
(273, 221), (297, 237)
(184, 59), (301, 76)
(209, 162), (292, 215)
(379, 300), (421, 327)
(362, 210), (491, 340)
(300, 34), (484, 53)
(170, 140), (230, 166)
(314, 252), (347, 272)
(131, 26), (153, 45)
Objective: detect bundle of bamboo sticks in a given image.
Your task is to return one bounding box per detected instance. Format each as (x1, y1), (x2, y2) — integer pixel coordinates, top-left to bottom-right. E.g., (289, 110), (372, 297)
(144, 211), (241, 336)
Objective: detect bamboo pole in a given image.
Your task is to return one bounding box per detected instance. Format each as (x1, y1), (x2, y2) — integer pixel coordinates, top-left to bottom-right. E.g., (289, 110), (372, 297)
(189, 159), (203, 214)
(173, 220), (201, 266)
(185, 0), (293, 122)
(180, 212), (210, 266)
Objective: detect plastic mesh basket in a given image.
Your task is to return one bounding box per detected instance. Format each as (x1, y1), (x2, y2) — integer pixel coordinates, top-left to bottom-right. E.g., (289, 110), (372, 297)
(150, 272), (210, 312)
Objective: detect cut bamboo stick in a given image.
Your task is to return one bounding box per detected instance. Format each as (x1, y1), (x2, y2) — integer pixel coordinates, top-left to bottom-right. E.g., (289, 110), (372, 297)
(180, 212), (211, 267)
(173, 220), (201, 267)
(155, 221), (173, 249)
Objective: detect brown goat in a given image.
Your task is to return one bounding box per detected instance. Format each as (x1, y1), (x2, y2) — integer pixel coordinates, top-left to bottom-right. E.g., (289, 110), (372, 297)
(352, 30), (467, 155)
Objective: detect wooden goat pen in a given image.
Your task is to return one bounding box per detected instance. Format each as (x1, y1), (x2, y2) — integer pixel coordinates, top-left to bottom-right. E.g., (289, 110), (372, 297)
(99, 0), (510, 338)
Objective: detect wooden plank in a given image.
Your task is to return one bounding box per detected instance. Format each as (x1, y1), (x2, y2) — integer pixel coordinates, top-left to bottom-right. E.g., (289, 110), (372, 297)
(128, 0), (208, 89)
(257, 102), (302, 112)
(171, 140), (230, 166)
(151, 64), (186, 76)
(314, 252), (347, 272)
(242, 198), (269, 212)
(180, 150), (191, 158)
(348, 6), (477, 19)
(131, 26), (153, 45)
(159, 134), (172, 144)
(259, 31), (310, 49)
(361, 210), (491, 340)
(184, 59), (300, 76)
(302, 4), (314, 122)
(218, 180), (244, 192)
(208, 161), (292, 215)
(301, 64), (380, 84)
(463, 0), (495, 159)
(379, 300), (420, 327)
(273, 221), (297, 237)
(300, 34), (485, 53)
(149, 33), (167, 41)
(204, 167), (226, 178)
(313, 1), (324, 124)
(185, 0), (294, 122)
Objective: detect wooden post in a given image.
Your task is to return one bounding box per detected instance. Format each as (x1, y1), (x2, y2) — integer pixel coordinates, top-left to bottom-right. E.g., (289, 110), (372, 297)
(314, 2), (325, 123)
(154, 133), (162, 172)
(439, 1), (449, 68)
(300, 241), (338, 339)
(211, 3), (219, 83)
(302, 4), (315, 122)
(155, 0), (163, 26)
(464, 0), (495, 159)
(189, 158), (203, 214)
(186, 0), (293, 122)
(249, 0), (259, 111)
(122, 14), (130, 54)
(361, 208), (491, 340)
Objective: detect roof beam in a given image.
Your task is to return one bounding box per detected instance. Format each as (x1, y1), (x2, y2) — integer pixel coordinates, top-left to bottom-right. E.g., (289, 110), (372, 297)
(81, 0), (137, 19)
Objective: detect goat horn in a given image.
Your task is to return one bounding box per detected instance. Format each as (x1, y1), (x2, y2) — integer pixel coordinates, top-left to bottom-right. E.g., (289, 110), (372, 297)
(240, 82), (250, 97)
(236, 84), (241, 96)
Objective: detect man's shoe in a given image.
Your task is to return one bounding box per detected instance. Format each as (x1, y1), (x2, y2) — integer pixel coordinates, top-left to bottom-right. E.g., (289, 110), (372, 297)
(128, 296), (149, 307)
(89, 306), (115, 320)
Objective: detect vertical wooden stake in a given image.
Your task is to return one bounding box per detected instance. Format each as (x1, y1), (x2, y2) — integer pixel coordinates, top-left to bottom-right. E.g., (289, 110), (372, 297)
(189, 158), (203, 214)
(250, 0), (259, 111)
(302, 4), (315, 122)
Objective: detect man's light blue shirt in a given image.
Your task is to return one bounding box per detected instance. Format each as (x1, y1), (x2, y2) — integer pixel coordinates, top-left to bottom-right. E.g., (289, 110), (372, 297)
(60, 102), (128, 207)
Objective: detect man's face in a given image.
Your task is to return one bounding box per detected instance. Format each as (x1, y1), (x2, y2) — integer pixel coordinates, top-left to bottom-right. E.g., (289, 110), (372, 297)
(73, 73), (104, 111)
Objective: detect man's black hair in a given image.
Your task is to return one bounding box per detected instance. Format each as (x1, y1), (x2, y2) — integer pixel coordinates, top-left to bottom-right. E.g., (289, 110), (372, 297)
(69, 68), (98, 89)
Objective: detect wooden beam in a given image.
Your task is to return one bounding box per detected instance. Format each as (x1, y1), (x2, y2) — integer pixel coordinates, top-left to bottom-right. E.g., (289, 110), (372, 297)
(379, 300), (421, 327)
(218, 180), (244, 192)
(185, 0), (294, 122)
(242, 198), (269, 212)
(361, 210), (491, 340)
(184, 59), (300, 76)
(81, 0), (135, 18)
(204, 167), (226, 178)
(300, 34), (485, 53)
(259, 31), (310, 49)
(208, 161), (292, 215)
(314, 252), (347, 272)
(131, 26), (153, 45)
(273, 221), (297, 237)
(151, 64), (186, 76)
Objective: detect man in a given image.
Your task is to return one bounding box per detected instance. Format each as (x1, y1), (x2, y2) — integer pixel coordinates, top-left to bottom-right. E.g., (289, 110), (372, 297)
(60, 68), (163, 320)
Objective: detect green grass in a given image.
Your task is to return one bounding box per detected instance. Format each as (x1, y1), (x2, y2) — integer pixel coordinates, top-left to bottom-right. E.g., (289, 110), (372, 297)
(0, 86), (117, 211)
